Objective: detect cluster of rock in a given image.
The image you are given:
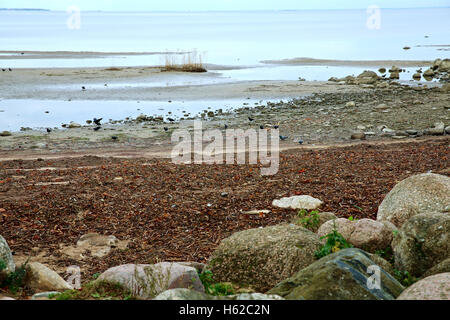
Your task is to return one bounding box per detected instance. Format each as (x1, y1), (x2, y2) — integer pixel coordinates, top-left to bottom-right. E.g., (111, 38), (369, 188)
(1, 172), (448, 300)
(329, 58), (450, 88)
(421, 58), (450, 82)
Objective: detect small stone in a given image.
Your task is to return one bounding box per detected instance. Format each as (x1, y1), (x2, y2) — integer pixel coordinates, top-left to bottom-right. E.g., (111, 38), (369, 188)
(345, 101), (356, 108)
(351, 132), (366, 140)
(272, 195), (323, 210)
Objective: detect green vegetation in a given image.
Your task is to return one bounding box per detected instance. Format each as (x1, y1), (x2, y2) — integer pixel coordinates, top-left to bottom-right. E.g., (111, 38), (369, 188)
(393, 270), (417, 287)
(0, 259), (29, 294)
(297, 209), (320, 231)
(198, 270), (236, 296)
(49, 281), (135, 300)
(315, 223), (353, 259)
(375, 246), (395, 264)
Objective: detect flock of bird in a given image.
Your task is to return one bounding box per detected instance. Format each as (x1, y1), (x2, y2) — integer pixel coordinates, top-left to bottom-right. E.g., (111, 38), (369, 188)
(45, 85), (303, 144)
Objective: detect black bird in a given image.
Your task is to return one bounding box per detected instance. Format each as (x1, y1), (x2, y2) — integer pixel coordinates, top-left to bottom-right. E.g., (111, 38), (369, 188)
(259, 125), (264, 130)
(273, 125), (279, 129)
(298, 139), (304, 145)
(93, 126), (101, 131)
(167, 117), (175, 122)
(224, 124), (228, 129)
(46, 128), (52, 134)
(93, 118), (102, 125)
(8, 68), (11, 71)
(1, 69), (5, 72)
(248, 116), (254, 122)
(111, 136), (118, 141)
(279, 135), (289, 141)
(164, 127), (169, 132)
(82, 86), (86, 91)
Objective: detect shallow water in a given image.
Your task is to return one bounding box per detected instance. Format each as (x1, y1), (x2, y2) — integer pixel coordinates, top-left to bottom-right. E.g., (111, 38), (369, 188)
(0, 98), (277, 131)
(1, 8), (449, 68)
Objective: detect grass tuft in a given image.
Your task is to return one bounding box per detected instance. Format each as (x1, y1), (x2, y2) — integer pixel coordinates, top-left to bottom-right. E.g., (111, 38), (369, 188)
(162, 50), (207, 73)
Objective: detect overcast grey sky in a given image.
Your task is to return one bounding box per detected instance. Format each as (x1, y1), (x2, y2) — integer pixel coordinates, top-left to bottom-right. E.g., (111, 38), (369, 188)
(2, 0), (449, 11)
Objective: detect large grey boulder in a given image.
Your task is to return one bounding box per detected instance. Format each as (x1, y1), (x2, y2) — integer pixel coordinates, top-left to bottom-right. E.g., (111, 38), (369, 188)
(267, 248), (404, 300)
(397, 273), (450, 300)
(377, 173), (450, 227)
(206, 224), (322, 292)
(97, 262), (204, 299)
(392, 212), (449, 277)
(153, 288), (284, 300)
(0, 235), (15, 276)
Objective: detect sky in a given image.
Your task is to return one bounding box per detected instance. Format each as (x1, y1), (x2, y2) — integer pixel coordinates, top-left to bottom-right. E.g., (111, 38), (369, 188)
(1, 0), (449, 11)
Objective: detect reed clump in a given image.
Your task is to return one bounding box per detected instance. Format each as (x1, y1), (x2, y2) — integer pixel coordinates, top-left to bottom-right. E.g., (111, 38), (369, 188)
(162, 50), (207, 73)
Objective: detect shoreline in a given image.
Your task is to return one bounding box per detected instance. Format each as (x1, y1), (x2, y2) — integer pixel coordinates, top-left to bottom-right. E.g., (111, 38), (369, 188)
(261, 57), (434, 67)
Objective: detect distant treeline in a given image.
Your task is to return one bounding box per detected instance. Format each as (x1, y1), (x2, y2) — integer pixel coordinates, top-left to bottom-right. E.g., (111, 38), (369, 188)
(0, 8), (50, 11)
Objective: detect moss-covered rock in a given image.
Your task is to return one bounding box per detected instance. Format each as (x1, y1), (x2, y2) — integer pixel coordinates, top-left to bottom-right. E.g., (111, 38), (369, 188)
(267, 248), (404, 300)
(392, 212), (450, 277)
(206, 223), (322, 292)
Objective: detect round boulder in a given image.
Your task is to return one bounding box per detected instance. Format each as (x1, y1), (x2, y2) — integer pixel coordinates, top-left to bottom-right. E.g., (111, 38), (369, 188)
(206, 224), (322, 292)
(397, 273), (449, 300)
(392, 212), (449, 277)
(377, 173), (450, 227)
(318, 218), (396, 253)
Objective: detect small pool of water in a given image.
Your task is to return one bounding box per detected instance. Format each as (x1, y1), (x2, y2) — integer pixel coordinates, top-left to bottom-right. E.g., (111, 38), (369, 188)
(0, 98), (279, 132)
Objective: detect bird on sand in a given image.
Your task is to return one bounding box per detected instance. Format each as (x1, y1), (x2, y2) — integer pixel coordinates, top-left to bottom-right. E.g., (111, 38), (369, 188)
(164, 127), (169, 132)
(167, 117), (175, 122)
(93, 126), (101, 131)
(93, 118), (102, 126)
(82, 86), (86, 91)
(224, 124), (228, 129)
(279, 135), (289, 141)
(298, 139), (304, 145)
(259, 125), (264, 130)
(111, 136), (118, 141)
(248, 116), (254, 122)
(46, 128), (52, 134)
(273, 125), (279, 129)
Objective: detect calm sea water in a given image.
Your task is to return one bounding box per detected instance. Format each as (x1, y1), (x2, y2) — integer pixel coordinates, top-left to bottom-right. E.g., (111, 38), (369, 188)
(0, 9), (449, 131)
(1, 8), (449, 67)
